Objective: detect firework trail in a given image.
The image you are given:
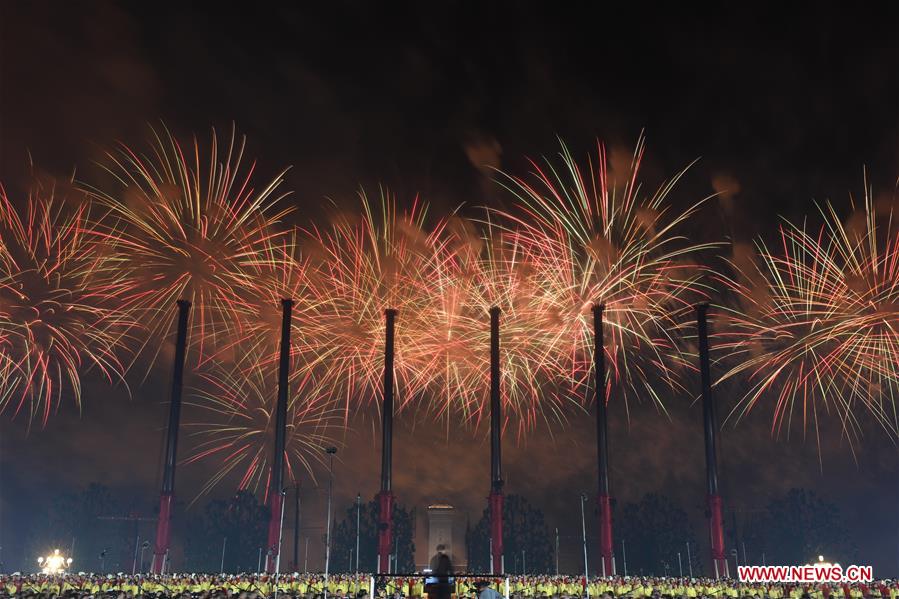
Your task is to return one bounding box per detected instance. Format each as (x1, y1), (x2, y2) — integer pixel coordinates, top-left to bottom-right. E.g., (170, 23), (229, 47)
(714, 179), (899, 443)
(184, 353), (341, 500)
(493, 135), (715, 418)
(83, 124), (293, 366)
(0, 177), (131, 427)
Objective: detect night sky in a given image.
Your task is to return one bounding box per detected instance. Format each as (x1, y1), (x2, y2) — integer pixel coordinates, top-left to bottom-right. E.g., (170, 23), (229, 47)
(1, 1), (898, 576)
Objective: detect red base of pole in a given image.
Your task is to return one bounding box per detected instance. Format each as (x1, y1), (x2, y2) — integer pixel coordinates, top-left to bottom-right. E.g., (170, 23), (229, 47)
(152, 493), (173, 574)
(265, 491), (284, 573)
(377, 490), (394, 573)
(708, 493), (728, 578)
(490, 491), (504, 574)
(597, 493), (615, 576)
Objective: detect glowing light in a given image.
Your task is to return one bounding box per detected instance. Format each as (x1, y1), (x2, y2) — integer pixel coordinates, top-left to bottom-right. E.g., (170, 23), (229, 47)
(37, 549), (72, 574)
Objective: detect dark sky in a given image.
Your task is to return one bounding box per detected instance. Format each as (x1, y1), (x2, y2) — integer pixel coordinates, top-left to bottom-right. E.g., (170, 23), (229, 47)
(1, 1), (899, 576)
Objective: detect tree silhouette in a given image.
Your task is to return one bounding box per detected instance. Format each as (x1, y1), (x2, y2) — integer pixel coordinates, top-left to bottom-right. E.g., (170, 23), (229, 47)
(27, 483), (141, 573)
(184, 491), (269, 572)
(469, 495), (553, 574)
(330, 498), (416, 572)
(615, 493), (700, 576)
(756, 488), (856, 565)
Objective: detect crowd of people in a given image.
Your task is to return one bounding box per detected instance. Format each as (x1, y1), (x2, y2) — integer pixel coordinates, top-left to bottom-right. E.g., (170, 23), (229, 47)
(1, 573), (896, 599)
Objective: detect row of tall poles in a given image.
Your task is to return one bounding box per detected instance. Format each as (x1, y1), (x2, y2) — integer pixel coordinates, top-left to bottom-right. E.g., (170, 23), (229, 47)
(588, 304), (727, 578)
(149, 299), (727, 577)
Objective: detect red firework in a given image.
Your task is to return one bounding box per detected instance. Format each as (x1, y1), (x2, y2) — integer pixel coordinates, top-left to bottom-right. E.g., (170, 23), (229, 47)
(0, 175), (132, 427)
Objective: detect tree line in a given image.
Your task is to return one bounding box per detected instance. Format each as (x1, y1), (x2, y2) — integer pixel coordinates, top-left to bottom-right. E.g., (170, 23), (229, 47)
(25, 484), (854, 575)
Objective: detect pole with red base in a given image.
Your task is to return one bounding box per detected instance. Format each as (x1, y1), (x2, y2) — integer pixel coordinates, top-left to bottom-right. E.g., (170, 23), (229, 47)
(266, 299), (294, 573)
(489, 307), (504, 575)
(152, 300), (191, 574)
(697, 304), (728, 578)
(593, 304), (615, 576)
(378, 309), (397, 573)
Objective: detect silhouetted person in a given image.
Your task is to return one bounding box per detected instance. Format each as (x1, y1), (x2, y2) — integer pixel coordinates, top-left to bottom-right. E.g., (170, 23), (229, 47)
(426, 544), (453, 599)
(475, 580), (503, 599)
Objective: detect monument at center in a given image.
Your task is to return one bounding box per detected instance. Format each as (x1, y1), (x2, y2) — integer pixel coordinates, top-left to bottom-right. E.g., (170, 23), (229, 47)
(427, 504), (456, 564)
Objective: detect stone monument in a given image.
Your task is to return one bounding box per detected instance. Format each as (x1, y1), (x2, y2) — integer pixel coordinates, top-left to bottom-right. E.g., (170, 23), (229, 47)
(427, 504), (455, 563)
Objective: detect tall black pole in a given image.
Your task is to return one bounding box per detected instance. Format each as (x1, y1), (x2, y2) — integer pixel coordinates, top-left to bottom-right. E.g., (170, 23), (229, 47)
(697, 304), (719, 495)
(378, 308), (397, 572)
(490, 307), (502, 485)
(594, 304), (609, 493)
(697, 303), (727, 577)
(593, 304), (614, 574)
(152, 299), (191, 574)
(489, 306), (504, 574)
(380, 309), (397, 492)
(266, 298), (293, 573)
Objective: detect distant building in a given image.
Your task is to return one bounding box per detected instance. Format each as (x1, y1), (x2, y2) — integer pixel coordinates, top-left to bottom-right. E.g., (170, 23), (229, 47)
(427, 504), (455, 565)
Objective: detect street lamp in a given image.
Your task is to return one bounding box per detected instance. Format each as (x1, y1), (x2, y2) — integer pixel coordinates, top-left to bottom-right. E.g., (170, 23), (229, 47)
(140, 541), (150, 573)
(355, 493), (362, 573)
(555, 528), (560, 575)
(580, 493), (589, 595)
(324, 447), (337, 599)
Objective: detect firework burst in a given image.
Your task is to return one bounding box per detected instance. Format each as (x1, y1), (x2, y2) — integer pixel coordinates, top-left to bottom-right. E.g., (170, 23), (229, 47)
(415, 218), (575, 434)
(297, 188), (453, 420)
(215, 230), (317, 370)
(493, 135), (715, 417)
(714, 180), (899, 442)
(184, 352), (341, 500)
(83, 124), (293, 366)
(0, 177), (131, 427)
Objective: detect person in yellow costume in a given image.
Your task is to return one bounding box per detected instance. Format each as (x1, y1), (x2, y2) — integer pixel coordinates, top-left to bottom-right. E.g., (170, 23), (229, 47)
(416, 577), (428, 598)
(512, 578), (523, 595)
(550, 577), (561, 597)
